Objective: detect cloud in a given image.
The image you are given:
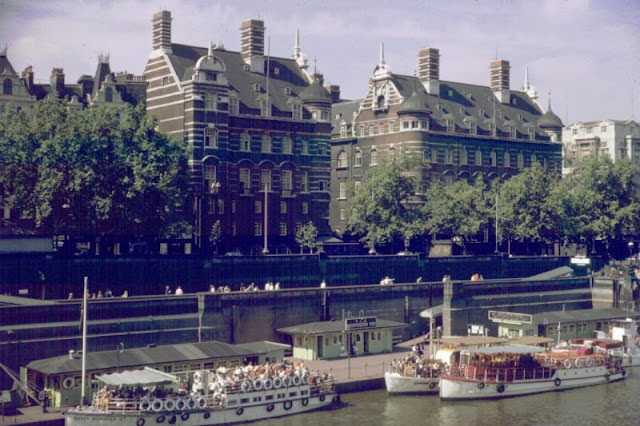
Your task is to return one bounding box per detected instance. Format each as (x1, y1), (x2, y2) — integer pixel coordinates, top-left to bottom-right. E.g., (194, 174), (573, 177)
(1, 0), (638, 122)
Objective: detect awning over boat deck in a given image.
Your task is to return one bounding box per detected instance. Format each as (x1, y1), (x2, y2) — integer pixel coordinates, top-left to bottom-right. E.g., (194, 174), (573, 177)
(461, 344), (546, 355)
(509, 336), (553, 346)
(96, 367), (178, 386)
(439, 336), (508, 347)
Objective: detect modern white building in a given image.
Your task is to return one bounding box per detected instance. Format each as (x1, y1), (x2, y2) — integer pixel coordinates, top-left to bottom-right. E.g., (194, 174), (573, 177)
(562, 119), (640, 176)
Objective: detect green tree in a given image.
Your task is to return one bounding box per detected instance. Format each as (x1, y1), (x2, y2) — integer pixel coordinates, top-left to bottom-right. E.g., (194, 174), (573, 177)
(497, 162), (561, 254)
(295, 221), (318, 253)
(423, 177), (490, 254)
(554, 155), (640, 253)
(0, 100), (190, 247)
(346, 155), (424, 253)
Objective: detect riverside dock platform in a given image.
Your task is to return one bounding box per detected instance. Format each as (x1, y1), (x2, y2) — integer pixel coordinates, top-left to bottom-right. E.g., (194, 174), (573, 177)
(2, 348), (410, 425)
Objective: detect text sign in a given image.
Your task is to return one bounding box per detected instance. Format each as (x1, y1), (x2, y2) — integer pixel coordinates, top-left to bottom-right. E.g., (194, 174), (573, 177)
(345, 316), (377, 331)
(488, 310), (532, 324)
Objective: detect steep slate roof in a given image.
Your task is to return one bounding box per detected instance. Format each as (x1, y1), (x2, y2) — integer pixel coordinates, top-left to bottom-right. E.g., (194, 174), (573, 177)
(0, 52), (17, 75)
(353, 70), (550, 140)
(299, 79), (331, 102)
(278, 319), (407, 335)
(27, 340), (265, 375)
(167, 43), (311, 113)
(397, 88), (432, 115)
(538, 107), (564, 129)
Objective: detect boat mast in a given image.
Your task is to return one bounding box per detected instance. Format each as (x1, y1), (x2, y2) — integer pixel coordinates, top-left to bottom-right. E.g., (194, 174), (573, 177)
(80, 276), (88, 405)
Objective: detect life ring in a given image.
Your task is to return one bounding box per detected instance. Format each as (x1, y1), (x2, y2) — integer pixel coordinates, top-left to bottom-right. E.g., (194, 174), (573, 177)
(164, 399), (176, 411)
(586, 358), (593, 367)
(196, 397), (207, 409)
(301, 398), (309, 406)
(273, 377), (283, 389)
(203, 411), (211, 419)
(62, 377), (75, 389)
(241, 380), (251, 392)
(302, 372), (309, 385)
(176, 399), (186, 410)
(186, 397), (196, 410)
(155, 415), (165, 424)
(319, 394), (326, 402)
(137, 419), (146, 426)
(263, 378), (273, 390)
(283, 376), (292, 387)
(266, 404), (275, 412)
(563, 359), (572, 368)
(477, 382), (485, 390)
(151, 399), (163, 412)
(283, 400), (293, 410)
(236, 407), (244, 416)
(253, 379), (263, 391)
(554, 378), (562, 387)
(292, 374), (302, 386)
(140, 398), (151, 411)
(180, 412), (189, 421)
(429, 381), (437, 390)
(496, 384), (505, 393)
(574, 358), (583, 368)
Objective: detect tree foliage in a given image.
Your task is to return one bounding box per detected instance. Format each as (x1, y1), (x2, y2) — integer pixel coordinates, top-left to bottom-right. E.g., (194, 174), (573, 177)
(295, 221), (318, 253)
(0, 99), (189, 239)
(346, 155), (425, 253)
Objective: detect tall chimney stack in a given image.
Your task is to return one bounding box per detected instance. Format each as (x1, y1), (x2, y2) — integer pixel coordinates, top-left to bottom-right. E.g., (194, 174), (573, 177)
(490, 59), (510, 103)
(152, 10), (172, 53)
(240, 19), (265, 66)
(418, 47), (440, 95)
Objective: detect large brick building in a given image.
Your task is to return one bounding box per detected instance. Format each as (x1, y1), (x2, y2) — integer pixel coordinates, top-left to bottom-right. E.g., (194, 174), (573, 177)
(144, 11), (332, 255)
(330, 45), (563, 236)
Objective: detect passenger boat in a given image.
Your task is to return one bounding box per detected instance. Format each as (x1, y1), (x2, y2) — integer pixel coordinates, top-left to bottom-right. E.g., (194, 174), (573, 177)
(384, 355), (446, 395)
(66, 363), (339, 425)
(439, 344), (627, 400)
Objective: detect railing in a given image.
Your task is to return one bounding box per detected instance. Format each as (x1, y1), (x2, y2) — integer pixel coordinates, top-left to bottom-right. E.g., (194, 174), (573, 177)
(444, 364), (555, 383)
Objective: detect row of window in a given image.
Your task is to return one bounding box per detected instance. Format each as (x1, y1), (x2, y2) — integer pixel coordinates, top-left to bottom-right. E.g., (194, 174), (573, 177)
(202, 130), (315, 155)
(203, 165), (309, 194)
(336, 147), (553, 169)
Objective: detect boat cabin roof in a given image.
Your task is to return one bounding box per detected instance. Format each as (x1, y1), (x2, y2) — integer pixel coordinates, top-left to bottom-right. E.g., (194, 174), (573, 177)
(460, 344), (546, 355)
(96, 367), (178, 386)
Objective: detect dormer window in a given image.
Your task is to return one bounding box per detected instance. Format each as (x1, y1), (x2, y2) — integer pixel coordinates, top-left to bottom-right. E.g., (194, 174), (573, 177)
(448, 90), (453, 97)
(274, 67), (280, 75)
(206, 72), (217, 81)
(284, 87), (292, 95)
(436, 104), (443, 112)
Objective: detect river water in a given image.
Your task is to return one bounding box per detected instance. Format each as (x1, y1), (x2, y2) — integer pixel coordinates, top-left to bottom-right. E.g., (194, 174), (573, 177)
(253, 372), (639, 426)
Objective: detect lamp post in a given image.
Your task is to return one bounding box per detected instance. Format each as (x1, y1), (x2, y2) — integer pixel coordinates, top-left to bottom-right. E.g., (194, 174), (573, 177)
(263, 181), (269, 255)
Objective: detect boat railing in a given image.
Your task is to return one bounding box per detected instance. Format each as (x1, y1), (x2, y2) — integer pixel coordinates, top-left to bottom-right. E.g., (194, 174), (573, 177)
(388, 361), (442, 378)
(445, 364), (555, 383)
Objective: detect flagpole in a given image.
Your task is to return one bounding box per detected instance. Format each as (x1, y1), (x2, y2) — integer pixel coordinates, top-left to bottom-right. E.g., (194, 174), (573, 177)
(80, 276), (88, 406)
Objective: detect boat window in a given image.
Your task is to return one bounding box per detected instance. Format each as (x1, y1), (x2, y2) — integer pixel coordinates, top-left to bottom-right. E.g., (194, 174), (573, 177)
(253, 397), (261, 402)
(266, 395), (274, 401)
(227, 400), (237, 405)
(289, 392), (298, 397)
(301, 390), (308, 395)
(277, 393), (285, 399)
(240, 398), (250, 404)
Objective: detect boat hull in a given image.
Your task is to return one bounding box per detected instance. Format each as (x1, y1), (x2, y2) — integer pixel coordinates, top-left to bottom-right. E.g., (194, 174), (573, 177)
(440, 366), (626, 400)
(384, 372), (439, 395)
(66, 392), (337, 425)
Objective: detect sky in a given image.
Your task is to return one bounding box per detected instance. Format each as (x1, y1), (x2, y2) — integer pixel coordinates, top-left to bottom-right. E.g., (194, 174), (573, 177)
(1, 0), (639, 124)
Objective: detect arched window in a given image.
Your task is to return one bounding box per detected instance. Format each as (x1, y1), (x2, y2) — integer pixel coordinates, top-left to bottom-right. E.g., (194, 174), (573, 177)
(354, 149), (362, 167)
(204, 127), (218, 148)
(517, 153), (524, 169)
(3, 79), (12, 95)
(337, 150), (348, 168)
(460, 147), (468, 165)
(504, 152), (511, 168)
(370, 148), (378, 166)
(105, 87), (113, 103)
(475, 150), (482, 166)
(490, 151), (496, 166)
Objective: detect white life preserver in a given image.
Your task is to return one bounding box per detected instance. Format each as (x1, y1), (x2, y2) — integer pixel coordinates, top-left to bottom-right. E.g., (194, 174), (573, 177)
(585, 358), (594, 367)
(574, 358), (583, 368)
(563, 359), (572, 369)
(273, 376), (282, 389)
(62, 376), (75, 389)
(164, 398), (176, 411)
(253, 379), (263, 391)
(292, 374), (302, 386)
(196, 397), (207, 409)
(241, 380), (252, 393)
(176, 398), (186, 410)
(283, 376), (291, 387)
(151, 399), (163, 412)
(186, 397), (196, 410)
(301, 372), (309, 385)
(263, 378), (273, 390)
(140, 398), (151, 411)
